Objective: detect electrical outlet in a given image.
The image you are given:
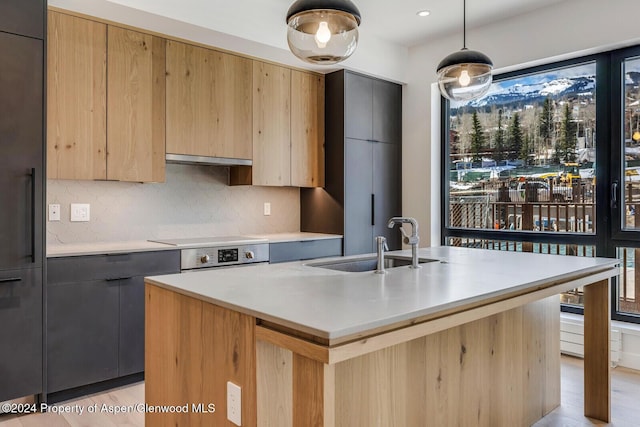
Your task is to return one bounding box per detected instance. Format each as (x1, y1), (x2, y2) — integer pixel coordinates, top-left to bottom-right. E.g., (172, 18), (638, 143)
(49, 204), (61, 221)
(70, 203), (90, 222)
(227, 381), (241, 426)
(263, 202), (271, 216)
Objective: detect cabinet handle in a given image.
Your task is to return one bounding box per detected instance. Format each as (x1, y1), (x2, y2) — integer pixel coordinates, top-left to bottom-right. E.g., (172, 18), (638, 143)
(0, 277), (22, 284)
(371, 194), (375, 226)
(106, 277), (133, 282)
(611, 181), (618, 209)
(30, 168), (36, 263)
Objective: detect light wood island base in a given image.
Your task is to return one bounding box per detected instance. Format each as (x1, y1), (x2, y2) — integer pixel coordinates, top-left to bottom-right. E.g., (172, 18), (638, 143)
(257, 296), (560, 427)
(145, 272), (614, 426)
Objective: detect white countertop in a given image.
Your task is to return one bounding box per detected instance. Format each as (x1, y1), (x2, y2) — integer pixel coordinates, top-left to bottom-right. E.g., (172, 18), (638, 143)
(47, 232), (342, 257)
(145, 246), (619, 341)
(247, 232), (342, 243)
(46, 240), (176, 257)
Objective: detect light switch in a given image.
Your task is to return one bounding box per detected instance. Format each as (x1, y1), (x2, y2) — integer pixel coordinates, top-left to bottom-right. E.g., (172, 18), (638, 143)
(70, 203), (90, 222)
(49, 204), (61, 221)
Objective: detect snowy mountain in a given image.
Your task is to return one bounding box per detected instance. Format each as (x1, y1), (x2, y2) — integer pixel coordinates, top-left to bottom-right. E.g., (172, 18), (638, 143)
(450, 70), (640, 112)
(454, 75), (597, 110)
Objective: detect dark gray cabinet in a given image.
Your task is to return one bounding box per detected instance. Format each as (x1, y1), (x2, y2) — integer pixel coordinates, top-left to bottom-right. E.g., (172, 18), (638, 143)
(0, 269), (42, 401)
(344, 139), (401, 254)
(269, 238), (342, 264)
(47, 278), (120, 393)
(119, 277), (146, 376)
(0, 0), (45, 402)
(344, 72), (402, 145)
(0, 32), (44, 271)
(47, 251), (180, 393)
(0, 0), (45, 39)
(302, 70), (402, 256)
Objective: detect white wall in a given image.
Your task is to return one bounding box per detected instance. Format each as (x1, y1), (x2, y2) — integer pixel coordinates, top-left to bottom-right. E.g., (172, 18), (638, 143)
(47, 164), (299, 244)
(404, 0), (640, 246)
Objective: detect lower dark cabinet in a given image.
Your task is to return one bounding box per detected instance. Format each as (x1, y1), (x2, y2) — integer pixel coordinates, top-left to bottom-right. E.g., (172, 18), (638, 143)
(0, 268), (42, 401)
(119, 277), (145, 376)
(47, 250), (180, 393)
(269, 238), (342, 263)
(47, 279), (119, 393)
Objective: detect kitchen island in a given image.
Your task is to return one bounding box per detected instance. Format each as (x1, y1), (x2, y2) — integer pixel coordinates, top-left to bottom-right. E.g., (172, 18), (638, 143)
(144, 246), (619, 426)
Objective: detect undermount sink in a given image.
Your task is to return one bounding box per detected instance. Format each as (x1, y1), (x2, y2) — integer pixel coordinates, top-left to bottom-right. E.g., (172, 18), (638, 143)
(307, 255), (438, 273)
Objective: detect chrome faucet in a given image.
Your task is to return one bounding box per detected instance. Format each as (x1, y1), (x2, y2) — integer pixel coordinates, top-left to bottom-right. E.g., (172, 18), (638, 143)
(388, 217), (420, 268)
(374, 235), (389, 274)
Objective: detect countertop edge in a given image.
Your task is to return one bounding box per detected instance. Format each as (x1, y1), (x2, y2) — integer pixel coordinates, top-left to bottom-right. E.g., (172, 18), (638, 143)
(47, 233), (343, 257)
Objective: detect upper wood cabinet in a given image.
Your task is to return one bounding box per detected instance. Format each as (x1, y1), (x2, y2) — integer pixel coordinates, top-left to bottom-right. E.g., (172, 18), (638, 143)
(291, 70), (325, 188)
(232, 66), (324, 188)
(107, 27), (166, 182)
(252, 61), (291, 186)
(47, 11), (107, 180)
(48, 12), (166, 182)
(165, 41), (252, 159)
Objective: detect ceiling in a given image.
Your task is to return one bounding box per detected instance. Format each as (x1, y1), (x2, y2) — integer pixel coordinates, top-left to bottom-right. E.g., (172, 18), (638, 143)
(105, 0), (570, 49)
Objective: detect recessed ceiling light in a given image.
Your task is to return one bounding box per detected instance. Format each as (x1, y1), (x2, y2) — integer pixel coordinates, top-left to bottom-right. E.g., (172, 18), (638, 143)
(417, 10), (431, 17)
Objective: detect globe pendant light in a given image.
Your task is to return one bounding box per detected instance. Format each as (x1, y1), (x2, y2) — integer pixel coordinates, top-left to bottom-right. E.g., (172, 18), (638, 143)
(286, 0), (361, 65)
(436, 0), (493, 101)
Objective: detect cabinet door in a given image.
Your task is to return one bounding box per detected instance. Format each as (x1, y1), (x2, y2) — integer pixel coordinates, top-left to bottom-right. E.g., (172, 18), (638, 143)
(0, 32), (43, 270)
(373, 80), (402, 144)
(253, 62), (291, 186)
(166, 41), (252, 159)
(47, 279), (119, 393)
(119, 277), (144, 376)
(0, 0), (44, 39)
(344, 138), (374, 255)
(291, 71), (325, 187)
(47, 12), (107, 180)
(107, 27), (166, 183)
(373, 142), (402, 250)
(0, 269), (42, 401)
(344, 72), (373, 141)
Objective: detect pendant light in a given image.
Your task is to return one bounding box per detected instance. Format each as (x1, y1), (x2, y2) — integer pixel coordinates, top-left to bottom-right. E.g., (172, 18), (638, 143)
(286, 0), (361, 65)
(436, 0), (493, 101)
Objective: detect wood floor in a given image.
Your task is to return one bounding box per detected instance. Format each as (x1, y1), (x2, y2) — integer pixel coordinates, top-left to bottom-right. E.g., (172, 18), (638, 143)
(0, 356), (638, 426)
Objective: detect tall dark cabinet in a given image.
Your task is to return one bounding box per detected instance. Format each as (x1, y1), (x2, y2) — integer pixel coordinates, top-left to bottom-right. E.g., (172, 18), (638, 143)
(301, 70), (402, 255)
(0, 0), (46, 402)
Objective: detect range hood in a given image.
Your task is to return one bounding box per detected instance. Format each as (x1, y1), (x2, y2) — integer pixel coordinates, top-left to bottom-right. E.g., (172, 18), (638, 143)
(165, 153), (252, 167)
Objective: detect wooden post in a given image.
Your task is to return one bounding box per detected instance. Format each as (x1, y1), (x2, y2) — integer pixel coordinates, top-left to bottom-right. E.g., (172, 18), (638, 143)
(522, 182), (535, 252)
(583, 279), (611, 422)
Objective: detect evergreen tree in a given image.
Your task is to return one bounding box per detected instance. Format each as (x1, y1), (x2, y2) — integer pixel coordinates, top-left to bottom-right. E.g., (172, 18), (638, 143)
(508, 113), (524, 161)
(521, 133), (531, 165)
(494, 109), (505, 162)
(470, 111), (485, 162)
(539, 97), (554, 163)
(559, 103), (577, 162)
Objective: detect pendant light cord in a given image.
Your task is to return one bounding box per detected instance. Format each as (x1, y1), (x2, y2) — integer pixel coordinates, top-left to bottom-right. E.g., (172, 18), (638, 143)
(463, 0), (467, 49)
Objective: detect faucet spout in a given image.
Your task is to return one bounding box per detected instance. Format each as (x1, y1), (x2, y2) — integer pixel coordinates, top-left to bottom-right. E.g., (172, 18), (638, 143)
(387, 217), (420, 268)
(374, 236), (388, 274)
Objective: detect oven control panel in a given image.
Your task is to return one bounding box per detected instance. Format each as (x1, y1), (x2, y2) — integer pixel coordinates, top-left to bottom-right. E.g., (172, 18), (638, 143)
(180, 243), (269, 270)
(218, 248), (238, 263)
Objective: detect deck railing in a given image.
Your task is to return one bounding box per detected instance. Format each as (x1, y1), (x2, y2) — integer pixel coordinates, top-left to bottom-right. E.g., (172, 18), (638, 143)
(450, 198), (595, 233)
(448, 181), (640, 315)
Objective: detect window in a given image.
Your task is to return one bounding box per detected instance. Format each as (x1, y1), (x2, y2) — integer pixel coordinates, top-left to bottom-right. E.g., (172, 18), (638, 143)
(441, 48), (640, 323)
(446, 61), (597, 235)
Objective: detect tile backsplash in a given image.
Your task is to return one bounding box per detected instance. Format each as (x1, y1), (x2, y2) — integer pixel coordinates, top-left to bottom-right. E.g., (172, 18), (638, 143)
(47, 164), (300, 244)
